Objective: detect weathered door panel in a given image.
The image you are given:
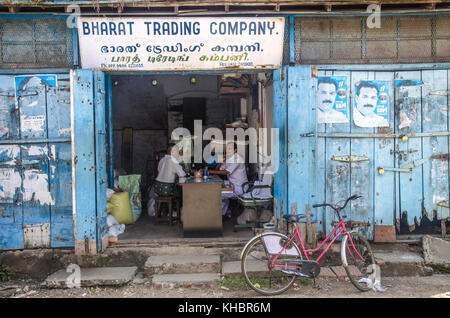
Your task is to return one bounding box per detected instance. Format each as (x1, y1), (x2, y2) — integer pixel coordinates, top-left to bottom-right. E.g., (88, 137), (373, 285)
(323, 70), (352, 236)
(0, 76), (25, 250)
(21, 144), (51, 229)
(47, 74), (71, 139)
(71, 69), (107, 255)
(350, 72), (375, 239)
(373, 72), (396, 229)
(395, 71), (424, 233)
(48, 74), (74, 247)
(0, 146), (21, 224)
(49, 142), (74, 247)
(421, 70), (449, 231)
(327, 160), (350, 229)
(94, 71), (108, 253)
(315, 70), (327, 233)
(273, 67), (288, 219)
(287, 66), (316, 221)
(0, 145), (23, 250)
(18, 84), (47, 140)
(0, 76), (19, 140)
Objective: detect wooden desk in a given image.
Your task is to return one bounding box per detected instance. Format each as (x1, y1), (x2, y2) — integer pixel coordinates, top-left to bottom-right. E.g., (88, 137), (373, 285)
(180, 176), (223, 237)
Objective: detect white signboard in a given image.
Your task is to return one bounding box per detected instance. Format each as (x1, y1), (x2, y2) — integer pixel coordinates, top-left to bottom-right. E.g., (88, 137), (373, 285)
(77, 17), (285, 71)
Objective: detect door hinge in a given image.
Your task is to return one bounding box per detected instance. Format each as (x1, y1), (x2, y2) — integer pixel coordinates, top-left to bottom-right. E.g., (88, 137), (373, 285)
(331, 155), (370, 162)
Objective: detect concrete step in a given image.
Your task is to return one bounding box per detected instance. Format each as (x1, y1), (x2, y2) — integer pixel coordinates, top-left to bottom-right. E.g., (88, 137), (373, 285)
(422, 235), (450, 269)
(223, 260), (346, 278)
(145, 254), (221, 276)
(45, 266), (138, 288)
(152, 273), (220, 289)
(222, 260), (267, 278)
(374, 252), (432, 277)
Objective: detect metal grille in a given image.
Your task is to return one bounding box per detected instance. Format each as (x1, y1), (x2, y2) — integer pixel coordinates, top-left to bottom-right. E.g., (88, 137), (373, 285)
(295, 14), (450, 65)
(0, 18), (73, 69)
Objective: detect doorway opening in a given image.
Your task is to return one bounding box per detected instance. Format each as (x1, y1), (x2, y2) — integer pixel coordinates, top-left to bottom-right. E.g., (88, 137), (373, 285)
(107, 72), (275, 242)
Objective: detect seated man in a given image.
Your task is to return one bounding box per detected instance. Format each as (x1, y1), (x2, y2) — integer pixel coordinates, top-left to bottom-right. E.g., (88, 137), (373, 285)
(154, 144), (186, 198)
(209, 142), (248, 220)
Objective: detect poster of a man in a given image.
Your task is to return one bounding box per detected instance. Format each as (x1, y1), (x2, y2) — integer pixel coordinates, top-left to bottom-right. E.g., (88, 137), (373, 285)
(317, 76), (349, 124)
(353, 80), (389, 128)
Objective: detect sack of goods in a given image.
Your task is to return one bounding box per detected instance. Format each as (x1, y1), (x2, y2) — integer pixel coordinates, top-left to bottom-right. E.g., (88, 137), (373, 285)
(106, 214), (125, 238)
(119, 174), (142, 223)
(107, 192), (133, 225)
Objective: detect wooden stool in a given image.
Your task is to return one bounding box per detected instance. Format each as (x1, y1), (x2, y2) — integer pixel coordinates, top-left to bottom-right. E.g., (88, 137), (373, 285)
(154, 196), (180, 226)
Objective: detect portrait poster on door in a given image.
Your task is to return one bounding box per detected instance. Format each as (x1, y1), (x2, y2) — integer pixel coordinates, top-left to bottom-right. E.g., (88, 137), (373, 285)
(316, 76), (349, 124)
(353, 80), (389, 128)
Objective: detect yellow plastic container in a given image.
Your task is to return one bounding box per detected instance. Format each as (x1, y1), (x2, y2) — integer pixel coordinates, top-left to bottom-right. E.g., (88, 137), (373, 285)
(107, 192), (133, 225)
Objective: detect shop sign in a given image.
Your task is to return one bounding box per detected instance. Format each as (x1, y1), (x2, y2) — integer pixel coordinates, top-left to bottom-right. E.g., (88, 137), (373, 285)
(77, 17), (285, 71)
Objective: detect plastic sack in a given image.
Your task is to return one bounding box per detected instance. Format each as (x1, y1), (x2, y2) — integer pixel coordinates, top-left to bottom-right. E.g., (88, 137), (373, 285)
(147, 185), (156, 217)
(118, 175), (142, 223)
(106, 188), (115, 201)
(106, 202), (118, 213)
(107, 192), (133, 225)
(107, 214), (125, 238)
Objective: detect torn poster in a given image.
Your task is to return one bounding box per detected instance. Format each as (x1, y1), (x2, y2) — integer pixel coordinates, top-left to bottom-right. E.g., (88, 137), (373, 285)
(395, 80), (424, 129)
(14, 74), (57, 108)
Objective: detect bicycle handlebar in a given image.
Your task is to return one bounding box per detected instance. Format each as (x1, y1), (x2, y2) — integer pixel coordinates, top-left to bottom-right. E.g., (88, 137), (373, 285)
(312, 195), (362, 211)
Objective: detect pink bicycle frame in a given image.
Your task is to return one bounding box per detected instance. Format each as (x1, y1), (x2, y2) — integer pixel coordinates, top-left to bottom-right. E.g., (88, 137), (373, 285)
(271, 220), (364, 268)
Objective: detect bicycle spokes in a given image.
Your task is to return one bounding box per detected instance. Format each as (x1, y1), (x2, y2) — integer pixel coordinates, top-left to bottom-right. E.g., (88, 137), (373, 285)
(342, 232), (376, 292)
(241, 234), (302, 296)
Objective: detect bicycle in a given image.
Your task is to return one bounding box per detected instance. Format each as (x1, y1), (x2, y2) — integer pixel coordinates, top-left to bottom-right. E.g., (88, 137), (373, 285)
(240, 195), (376, 296)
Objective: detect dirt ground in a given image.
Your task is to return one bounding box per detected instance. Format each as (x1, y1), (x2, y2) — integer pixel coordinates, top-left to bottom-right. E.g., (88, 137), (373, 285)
(1, 274), (449, 299)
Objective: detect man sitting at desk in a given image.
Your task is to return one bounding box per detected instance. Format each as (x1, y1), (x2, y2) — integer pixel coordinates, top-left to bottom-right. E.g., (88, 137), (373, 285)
(154, 144), (186, 198)
(209, 142), (248, 220)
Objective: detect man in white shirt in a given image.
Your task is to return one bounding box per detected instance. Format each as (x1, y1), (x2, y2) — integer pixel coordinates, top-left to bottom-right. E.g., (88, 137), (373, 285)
(209, 142), (248, 219)
(154, 144), (186, 197)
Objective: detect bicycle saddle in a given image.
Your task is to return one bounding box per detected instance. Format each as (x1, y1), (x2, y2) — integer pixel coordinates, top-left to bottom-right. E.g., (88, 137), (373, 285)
(283, 214), (306, 222)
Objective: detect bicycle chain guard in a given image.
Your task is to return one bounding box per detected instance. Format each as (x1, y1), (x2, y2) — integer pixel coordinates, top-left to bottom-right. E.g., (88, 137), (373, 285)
(281, 260), (321, 279)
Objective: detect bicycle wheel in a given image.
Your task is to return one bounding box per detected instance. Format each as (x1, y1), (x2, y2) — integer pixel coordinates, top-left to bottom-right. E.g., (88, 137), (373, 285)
(341, 231), (376, 292)
(241, 232), (302, 296)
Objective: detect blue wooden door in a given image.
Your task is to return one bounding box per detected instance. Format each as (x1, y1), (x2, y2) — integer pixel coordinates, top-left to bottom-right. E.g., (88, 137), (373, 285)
(0, 74), (74, 250)
(71, 69), (107, 255)
(315, 68), (449, 240)
(273, 66), (317, 222)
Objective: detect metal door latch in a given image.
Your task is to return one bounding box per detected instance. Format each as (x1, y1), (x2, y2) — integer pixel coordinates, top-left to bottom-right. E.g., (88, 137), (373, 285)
(378, 159), (427, 174)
